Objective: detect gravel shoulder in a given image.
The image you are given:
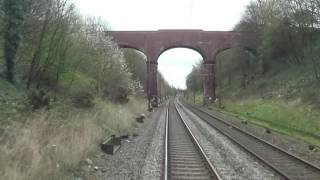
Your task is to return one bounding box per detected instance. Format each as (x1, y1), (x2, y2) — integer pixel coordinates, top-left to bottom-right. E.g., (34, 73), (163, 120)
(176, 100), (281, 180)
(193, 102), (320, 167)
(141, 102), (166, 180)
(76, 103), (166, 180)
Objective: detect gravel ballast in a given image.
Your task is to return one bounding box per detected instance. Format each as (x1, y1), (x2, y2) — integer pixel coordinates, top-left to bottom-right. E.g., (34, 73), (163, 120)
(176, 100), (282, 180)
(76, 104), (166, 180)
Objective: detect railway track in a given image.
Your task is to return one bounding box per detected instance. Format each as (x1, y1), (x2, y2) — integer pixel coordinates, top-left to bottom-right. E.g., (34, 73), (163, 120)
(164, 101), (221, 180)
(178, 99), (320, 180)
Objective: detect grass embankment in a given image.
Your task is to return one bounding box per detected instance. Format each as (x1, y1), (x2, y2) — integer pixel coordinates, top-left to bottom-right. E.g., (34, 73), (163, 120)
(0, 79), (147, 179)
(187, 64), (320, 146)
(210, 99), (320, 146)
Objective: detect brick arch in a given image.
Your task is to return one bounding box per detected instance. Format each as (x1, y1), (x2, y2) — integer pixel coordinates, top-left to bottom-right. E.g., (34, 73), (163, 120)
(118, 45), (146, 56)
(108, 30), (258, 108)
(214, 46), (257, 61)
(156, 45), (205, 61)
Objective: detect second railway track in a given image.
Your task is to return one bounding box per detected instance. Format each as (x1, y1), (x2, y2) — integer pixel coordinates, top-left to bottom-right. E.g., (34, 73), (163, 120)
(178, 98), (320, 180)
(164, 100), (221, 180)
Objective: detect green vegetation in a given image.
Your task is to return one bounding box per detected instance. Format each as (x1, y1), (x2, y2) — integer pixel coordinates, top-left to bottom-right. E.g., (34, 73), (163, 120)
(158, 72), (176, 101)
(186, 0), (320, 146)
(0, 0), (175, 179)
(186, 63), (203, 104)
(215, 99), (320, 146)
(213, 60), (320, 146)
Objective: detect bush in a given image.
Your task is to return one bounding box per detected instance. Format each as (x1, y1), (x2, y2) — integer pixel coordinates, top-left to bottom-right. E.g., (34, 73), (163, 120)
(71, 92), (94, 108)
(28, 90), (50, 110)
(103, 86), (130, 103)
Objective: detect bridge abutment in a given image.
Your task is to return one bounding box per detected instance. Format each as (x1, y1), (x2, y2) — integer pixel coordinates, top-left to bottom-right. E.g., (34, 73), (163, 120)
(203, 62), (216, 105)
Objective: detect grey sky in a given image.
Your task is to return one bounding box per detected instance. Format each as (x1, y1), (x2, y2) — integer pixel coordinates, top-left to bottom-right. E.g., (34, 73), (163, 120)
(73, 0), (252, 89)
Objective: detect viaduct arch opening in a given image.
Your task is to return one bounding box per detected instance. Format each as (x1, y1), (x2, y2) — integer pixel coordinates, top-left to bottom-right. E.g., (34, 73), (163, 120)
(107, 29), (257, 109)
(215, 47), (259, 100)
(158, 47), (203, 90)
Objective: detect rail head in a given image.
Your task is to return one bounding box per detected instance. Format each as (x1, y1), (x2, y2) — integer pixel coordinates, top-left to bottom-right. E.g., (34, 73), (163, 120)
(164, 107), (169, 180)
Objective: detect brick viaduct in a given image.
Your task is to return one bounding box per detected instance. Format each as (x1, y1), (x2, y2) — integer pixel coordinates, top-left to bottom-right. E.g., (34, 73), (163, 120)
(107, 29), (257, 107)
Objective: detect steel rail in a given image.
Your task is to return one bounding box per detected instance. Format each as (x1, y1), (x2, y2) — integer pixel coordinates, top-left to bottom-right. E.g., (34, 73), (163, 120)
(164, 107), (169, 180)
(164, 100), (221, 180)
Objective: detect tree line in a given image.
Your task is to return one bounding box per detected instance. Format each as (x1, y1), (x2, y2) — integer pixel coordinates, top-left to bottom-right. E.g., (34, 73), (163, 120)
(0, 0), (173, 104)
(186, 0), (320, 98)
(238, 0), (320, 76)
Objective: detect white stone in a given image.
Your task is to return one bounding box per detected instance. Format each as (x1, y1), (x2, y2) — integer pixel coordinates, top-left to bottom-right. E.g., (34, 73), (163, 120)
(85, 158), (93, 165)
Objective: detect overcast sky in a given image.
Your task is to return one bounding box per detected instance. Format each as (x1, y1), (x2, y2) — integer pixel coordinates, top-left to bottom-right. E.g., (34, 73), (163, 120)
(74, 0), (252, 89)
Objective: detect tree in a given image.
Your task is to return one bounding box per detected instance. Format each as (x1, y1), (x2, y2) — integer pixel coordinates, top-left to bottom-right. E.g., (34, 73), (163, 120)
(0, 0), (147, 103)
(236, 0), (320, 78)
(123, 49), (147, 88)
(157, 72), (173, 101)
(22, 0), (79, 89)
(186, 63), (203, 103)
(3, 0), (25, 84)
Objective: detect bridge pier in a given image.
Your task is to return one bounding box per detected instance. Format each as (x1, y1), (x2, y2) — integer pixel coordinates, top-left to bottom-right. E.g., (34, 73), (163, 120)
(147, 61), (158, 110)
(203, 62), (216, 105)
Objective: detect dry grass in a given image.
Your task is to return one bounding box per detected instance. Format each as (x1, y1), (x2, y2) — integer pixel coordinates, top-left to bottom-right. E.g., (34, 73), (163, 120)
(0, 96), (146, 180)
